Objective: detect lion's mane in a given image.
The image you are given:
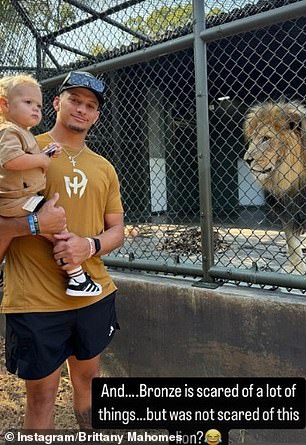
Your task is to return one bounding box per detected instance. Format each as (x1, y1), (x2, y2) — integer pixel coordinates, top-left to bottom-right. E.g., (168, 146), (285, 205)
(244, 101), (306, 234)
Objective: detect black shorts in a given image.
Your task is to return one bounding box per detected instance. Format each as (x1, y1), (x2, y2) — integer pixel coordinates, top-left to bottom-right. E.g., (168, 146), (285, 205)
(5, 292), (119, 380)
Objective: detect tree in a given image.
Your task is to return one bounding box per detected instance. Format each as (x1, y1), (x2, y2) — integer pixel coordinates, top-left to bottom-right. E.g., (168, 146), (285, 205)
(0, 0), (76, 33)
(90, 43), (108, 57)
(0, 0), (76, 67)
(125, 4), (193, 40)
(125, 3), (223, 42)
(206, 7), (223, 18)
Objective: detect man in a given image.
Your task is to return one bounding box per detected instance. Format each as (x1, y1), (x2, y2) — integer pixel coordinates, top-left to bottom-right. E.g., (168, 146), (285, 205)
(0, 71), (124, 430)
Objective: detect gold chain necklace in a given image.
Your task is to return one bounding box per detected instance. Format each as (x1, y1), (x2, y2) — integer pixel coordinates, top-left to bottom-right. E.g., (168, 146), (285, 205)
(61, 145), (86, 167)
(48, 133), (87, 167)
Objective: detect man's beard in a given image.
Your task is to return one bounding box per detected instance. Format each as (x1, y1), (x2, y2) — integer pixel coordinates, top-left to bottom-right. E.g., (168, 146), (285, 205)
(68, 124), (86, 133)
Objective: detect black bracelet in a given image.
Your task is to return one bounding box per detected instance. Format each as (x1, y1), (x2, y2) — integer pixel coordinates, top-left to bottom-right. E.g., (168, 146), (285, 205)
(91, 237), (101, 255)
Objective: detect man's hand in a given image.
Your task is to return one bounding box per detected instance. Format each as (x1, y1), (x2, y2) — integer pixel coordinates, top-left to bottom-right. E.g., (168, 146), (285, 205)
(52, 213), (124, 269)
(53, 232), (90, 270)
(38, 193), (66, 234)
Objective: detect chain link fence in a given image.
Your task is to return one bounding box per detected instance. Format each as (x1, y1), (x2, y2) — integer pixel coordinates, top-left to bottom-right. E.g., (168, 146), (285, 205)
(1, 0), (306, 291)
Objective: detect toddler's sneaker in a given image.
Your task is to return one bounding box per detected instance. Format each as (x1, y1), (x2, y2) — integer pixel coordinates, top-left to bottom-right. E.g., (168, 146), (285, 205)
(66, 273), (102, 297)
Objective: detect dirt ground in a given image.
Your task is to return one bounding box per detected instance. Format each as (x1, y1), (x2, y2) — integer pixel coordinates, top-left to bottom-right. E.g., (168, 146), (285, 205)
(0, 337), (77, 436)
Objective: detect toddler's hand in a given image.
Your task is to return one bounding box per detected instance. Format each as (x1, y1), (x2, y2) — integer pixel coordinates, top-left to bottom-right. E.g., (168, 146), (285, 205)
(51, 143), (62, 158)
(42, 143), (62, 158)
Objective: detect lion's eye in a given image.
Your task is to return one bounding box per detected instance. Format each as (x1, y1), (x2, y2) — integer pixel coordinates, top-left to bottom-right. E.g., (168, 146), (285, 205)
(262, 136), (271, 143)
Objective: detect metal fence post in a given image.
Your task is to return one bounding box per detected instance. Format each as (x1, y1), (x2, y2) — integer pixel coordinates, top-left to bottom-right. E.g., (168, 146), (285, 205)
(193, 0), (217, 286)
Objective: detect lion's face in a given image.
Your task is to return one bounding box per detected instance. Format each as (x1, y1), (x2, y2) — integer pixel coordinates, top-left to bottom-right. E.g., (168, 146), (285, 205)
(244, 127), (282, 182)
(243, 102), (306, 196)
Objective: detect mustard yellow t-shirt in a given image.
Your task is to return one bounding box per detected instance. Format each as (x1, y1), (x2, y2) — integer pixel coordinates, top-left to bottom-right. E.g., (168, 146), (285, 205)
(1, 132), (124, 313)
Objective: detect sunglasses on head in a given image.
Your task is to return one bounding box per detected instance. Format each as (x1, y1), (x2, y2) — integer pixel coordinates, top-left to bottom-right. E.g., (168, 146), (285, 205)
(61, 72), (106, 94)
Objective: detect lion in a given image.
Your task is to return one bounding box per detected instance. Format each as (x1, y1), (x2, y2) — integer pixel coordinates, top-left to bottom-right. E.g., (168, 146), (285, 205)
(243, 101), (306, 274)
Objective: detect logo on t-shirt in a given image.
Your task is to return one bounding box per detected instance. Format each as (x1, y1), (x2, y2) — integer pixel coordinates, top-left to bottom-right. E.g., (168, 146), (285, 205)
(64, 168), (88, 198)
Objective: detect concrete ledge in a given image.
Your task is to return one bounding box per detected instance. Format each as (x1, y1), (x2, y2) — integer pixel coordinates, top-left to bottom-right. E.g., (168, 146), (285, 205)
(103, 271), (306, 377)
(102, 272), (306, 443)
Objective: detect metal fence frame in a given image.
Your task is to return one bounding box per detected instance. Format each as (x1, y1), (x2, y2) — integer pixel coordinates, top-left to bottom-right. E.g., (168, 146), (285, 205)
(5, 0), (306, 291)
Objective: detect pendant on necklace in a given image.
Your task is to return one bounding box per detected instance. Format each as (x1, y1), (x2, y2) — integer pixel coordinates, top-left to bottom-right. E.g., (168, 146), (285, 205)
(69, 156), (76, 167)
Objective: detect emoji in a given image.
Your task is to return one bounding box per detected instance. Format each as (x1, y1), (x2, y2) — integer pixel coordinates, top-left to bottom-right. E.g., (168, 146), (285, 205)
(204, 429), (222, 444)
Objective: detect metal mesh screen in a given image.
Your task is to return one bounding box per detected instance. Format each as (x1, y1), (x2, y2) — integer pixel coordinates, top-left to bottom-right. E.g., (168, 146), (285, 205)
(0, 1), (37, 73)
(1, 0), (306, 290)
(208, 10), (306, 280)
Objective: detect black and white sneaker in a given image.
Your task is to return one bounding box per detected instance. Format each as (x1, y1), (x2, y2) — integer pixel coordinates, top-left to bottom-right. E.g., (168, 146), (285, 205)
(66, 273), (102, 297)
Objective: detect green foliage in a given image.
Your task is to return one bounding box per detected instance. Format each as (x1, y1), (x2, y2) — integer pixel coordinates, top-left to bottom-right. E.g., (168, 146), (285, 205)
(125, 3), (224, 41)
(126, 4), (193, 39)
(90, 43), (108, 57)
(28, 1), (76, 33)
(0, 0), (76, 68)
(0, 0), (76, 31)
(206, 6), (223, 18)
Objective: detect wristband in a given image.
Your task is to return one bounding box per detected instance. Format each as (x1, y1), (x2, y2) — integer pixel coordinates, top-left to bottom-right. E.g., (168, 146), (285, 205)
(91, 237), (101, 255)
(32, 212), (40, 234)
(85, 237), (95, 259)
(27, 214), (37, 235)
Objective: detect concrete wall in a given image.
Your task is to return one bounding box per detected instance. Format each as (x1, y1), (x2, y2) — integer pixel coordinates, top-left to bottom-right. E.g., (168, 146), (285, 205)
(103, 271), (306, 444)
(103, 271), (306, 378)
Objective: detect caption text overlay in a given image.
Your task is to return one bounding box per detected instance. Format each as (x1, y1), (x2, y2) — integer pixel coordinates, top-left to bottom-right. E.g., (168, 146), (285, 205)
(92, 377), (305, 444)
